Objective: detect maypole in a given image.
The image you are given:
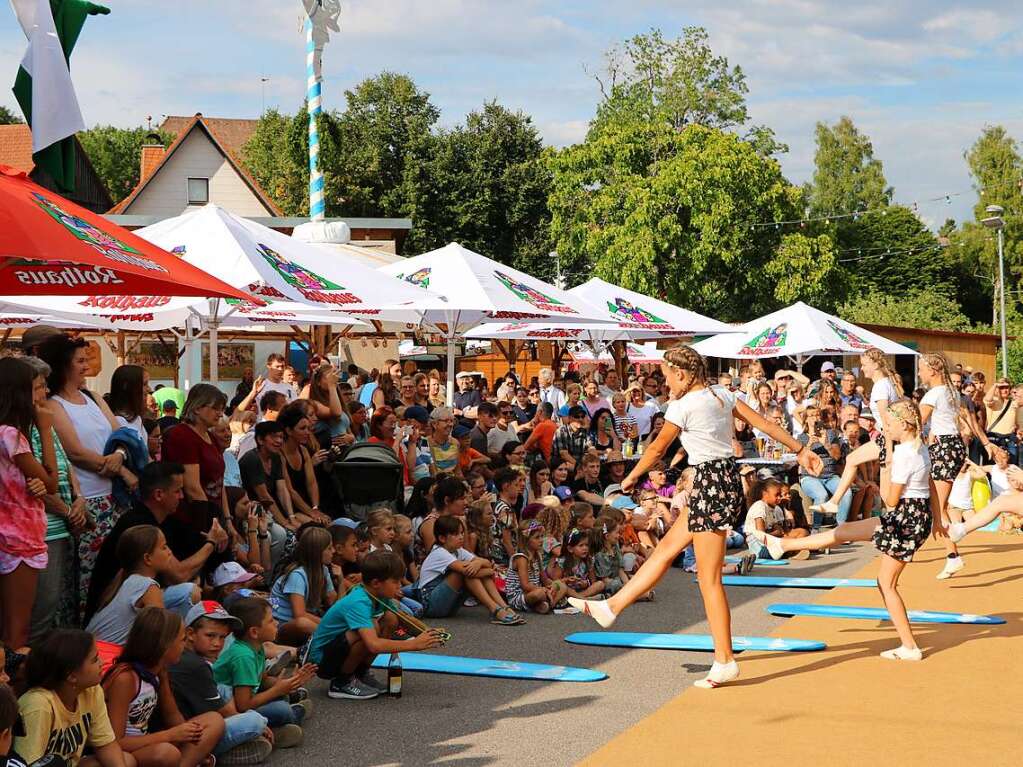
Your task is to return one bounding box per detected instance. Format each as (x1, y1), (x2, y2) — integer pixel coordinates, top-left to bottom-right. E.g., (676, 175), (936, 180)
(301, 1), (340, 221)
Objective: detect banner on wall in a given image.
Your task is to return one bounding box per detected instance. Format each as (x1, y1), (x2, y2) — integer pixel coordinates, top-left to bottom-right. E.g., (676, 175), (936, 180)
(203, 343), (255, 380)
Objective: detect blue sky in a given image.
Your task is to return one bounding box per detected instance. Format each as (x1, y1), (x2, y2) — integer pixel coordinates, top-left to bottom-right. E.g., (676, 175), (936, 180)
(3, 1), (1023, 226)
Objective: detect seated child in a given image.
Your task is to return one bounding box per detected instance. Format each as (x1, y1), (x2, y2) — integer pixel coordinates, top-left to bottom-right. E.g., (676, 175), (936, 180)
(210, 562), (261, 604)
(390, 516), (424, 618)
(15, 630), (129, 766)
(568, 502), (595, 531)
(546, 528), (604, 599)
(416, 517), (524, 626)
(168, 601), (289, 763)
(307, 551), (446, 701)
(270, 526), (337, 646)
(330, 525), (362, 596)
(365, 509), (396, 553)
(0, 683), (28, 767)
(744, 477), (809, 561)
(505, 520), (568, 614)
(101, 607), (224, 767)
(534, 504), (568, 571)
(213, 598), (316, 738)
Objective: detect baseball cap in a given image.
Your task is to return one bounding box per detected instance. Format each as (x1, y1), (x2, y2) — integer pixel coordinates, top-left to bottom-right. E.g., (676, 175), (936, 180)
(186, 599), (242, 629)
(609, 495), (638, 511)
(210, 561), (258, 588)
(452, 424), (472, 438)
(820, 361), (836, 373)
(603, 483), (623, 498)
(553, 485), (573, 501)
(331, 517), (359, 529)
(21, 325), (63, 349)
(403, 405), (430, 425)
(456, 371), (474, 380)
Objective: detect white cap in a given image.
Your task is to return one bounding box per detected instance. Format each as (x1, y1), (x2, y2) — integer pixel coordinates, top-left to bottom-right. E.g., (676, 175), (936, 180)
(210, 561), (258, 588)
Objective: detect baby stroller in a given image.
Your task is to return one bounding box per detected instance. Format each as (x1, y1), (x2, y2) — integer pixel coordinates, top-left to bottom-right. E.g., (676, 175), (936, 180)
(330, 442), (404, 521)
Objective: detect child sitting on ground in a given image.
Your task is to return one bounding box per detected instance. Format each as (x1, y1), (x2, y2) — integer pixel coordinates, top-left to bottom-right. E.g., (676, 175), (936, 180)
(168, 601), (289, 765)
(546, 528), (604, 599)
(465, 502), (495, 561)
(330, 525), (362, 597)
(416, 477), (468, 558)
(101, 607), (224, 767)
(417, 517), (524, 626)
(306, 550), (445, 701)
(505, 520), (568, 615)
(365, 509), (396, 553)
(598, 506), (644, 573)
(15, 629), (129, 766)
(213, 597), (316, 737)
(391, 516), (424, 616)
(490, 468), (523, 567)
(744, 477), (809, 561)
(590, 516), (631, 597)
(270, 526), (337, 646)
(568, 502), (596, 531)
(535, 504), (568, 571)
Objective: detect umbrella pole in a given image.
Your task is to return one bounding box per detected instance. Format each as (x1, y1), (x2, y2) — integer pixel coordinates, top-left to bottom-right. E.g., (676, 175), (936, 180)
(446, 330), (455, 407)
(181, 315), (195, 390)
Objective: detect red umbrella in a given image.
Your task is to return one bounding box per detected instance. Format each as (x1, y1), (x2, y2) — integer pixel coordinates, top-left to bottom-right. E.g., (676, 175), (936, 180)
(0, 164), (255, 300)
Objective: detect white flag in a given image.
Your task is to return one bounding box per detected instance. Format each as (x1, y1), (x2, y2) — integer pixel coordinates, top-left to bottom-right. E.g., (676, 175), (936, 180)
(11, 0), (86, 154)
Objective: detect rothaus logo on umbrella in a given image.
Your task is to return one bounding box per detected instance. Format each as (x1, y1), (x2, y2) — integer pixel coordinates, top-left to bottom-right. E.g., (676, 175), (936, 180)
(493, 270), (576, 314)
(399, 267), (432, 289)
(606, 297), (671, 329)
(739, 323), (788, 356)
(251, 243), (361, 306)
(827, 319), (872, 350)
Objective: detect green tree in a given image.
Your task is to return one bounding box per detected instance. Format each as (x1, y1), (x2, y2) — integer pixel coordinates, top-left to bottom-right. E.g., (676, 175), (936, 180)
(0, 105), (23, 124)
(806, 116), (891, 219)
(840, 287), (972, 332)
(241, 107), (311, 215)
(78, 125), (171, 203)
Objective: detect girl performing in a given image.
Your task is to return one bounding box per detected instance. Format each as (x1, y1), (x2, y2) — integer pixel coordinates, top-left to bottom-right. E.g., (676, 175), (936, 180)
(570, 345), (822, 689)
(753, 399), (936, 661)
(917, 353), (994, 580)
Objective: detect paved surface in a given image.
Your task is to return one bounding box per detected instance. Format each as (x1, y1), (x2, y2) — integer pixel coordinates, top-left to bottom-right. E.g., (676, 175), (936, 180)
(270, 544), (876, 767)
(583, 533), (1023, 767)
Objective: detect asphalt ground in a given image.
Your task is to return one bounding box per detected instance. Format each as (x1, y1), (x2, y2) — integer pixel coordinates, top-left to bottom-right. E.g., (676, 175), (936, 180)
(270, 542), (877, 767)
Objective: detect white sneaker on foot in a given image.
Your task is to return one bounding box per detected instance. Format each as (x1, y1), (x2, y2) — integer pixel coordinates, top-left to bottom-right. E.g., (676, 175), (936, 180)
(568, 597), (616, 628)
(693, 660), (740, 688)
(948, 522), (967, 543)
(880, 646), (923, 661)
(936, 556), (965, 580)
(819, 500), (839, 517)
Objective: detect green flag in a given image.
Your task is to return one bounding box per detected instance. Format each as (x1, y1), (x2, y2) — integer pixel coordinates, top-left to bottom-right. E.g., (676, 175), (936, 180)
(11, 0), (110, 192)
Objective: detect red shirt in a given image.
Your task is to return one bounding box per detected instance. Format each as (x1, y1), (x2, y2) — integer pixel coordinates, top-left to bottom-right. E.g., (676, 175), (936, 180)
(162, 423), (224, 527)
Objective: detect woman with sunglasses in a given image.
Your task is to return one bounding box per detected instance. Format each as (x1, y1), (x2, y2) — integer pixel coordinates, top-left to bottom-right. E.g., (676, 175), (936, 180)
(982, 378), (1018, 465)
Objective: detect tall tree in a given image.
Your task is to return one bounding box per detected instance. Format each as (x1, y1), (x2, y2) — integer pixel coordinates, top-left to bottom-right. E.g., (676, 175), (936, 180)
(0, 105), (23, 124)
(807, 116), (891, 218)
(840, 287), (971, 332)
(241, 107), (311, 215)
(77, 125), (171, 203)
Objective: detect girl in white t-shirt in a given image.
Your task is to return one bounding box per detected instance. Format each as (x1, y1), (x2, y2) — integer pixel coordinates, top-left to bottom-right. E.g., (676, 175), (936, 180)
(755, 399), (934, 661)
(918, 353), (996, 580)
(819, 348), (903, 518)
(568, 345), (822, 689)
(744, 478), (808, 560)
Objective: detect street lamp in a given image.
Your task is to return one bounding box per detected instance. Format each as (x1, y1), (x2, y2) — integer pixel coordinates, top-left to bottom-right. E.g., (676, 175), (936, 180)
(981, 204), (1008, 377)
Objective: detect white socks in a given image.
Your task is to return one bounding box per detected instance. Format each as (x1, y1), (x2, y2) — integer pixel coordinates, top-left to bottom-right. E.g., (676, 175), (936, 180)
(568, 597), (616, 628)
(880, 646), (923, 661)
(694, 660), (740, 688)
(948, 521), (967, 543)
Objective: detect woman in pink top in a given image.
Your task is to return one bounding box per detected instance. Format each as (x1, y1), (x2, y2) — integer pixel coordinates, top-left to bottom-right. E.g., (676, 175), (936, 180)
(0, 357), (58, 651)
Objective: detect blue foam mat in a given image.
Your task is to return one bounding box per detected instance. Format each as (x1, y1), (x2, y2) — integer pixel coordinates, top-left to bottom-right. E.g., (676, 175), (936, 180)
(369, 652), (607, 682)
(710, 575), (877, 588)
(767, 603), (1005, 625)
(724, 555), (789, 566)
(566, 631), (826, 652)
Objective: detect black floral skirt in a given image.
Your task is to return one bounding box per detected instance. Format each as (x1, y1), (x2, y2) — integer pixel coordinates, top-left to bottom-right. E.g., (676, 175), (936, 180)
(928, 434), (966, 482)
(689, 457), (744, 532)
(875, 433), (887, 466)
(872, 497), (931, 562)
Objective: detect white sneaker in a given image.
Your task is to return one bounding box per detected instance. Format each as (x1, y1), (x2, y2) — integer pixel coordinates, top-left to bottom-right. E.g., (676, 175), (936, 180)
(819, 500), (839, 517)
(948, 522), (967, 543)
(693, 660), (740, 688)
(762, 533), (786, 561)
(880, 646), (923, 661)
(936, 556), (965, 580)
(567, 597), (616, 628)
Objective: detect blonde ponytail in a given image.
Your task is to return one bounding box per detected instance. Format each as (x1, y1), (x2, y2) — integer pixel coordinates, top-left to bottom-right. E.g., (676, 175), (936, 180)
(864, 347), (903, 398)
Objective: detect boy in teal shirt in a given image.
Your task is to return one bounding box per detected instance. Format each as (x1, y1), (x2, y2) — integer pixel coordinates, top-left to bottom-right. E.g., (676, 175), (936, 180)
(310, 550), (444, 700)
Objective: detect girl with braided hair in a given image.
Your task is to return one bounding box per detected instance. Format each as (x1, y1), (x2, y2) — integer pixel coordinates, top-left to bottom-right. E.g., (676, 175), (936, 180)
(755, 399), (936, 661)
(569, 345), (823, 689)
(918, 353), (996, 580)
(818, 348), (903, 518)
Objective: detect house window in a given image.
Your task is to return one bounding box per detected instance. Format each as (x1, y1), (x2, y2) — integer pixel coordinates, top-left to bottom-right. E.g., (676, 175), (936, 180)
(186, 177), (209, 205)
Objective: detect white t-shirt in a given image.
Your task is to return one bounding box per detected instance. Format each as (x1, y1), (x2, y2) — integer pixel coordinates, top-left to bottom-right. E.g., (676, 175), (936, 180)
(627, 401), (660, 436)
(890, 441), (930, 499)
(743, 500), (784, 537)
(487, 424), (519, 454)
(257, 380), (295, 416)
(990, 466), (1010, 498)
(664, 386), (736, 465)
(417, 545), (475, 589)
(869, 377), (899, 426)
(921, 385), (959, 437)
(785, 396), (805, 437)
(948, 472), (974, 510)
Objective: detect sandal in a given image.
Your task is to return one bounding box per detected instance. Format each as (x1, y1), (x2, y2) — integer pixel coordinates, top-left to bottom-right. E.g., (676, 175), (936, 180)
(490, 607), (525, 626)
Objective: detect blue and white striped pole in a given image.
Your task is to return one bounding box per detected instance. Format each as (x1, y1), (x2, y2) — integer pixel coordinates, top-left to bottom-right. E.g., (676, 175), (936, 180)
(305, 14), (325, 221)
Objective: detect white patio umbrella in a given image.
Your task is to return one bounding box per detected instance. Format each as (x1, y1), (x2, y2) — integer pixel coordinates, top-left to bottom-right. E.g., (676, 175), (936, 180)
(468, 277), (734, 346)
(361, 243), (613, 403)
(690, 302), (918, 368)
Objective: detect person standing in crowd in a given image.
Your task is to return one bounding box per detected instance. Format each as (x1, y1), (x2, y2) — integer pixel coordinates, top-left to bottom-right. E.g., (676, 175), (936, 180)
(627, 385), (659, 440)
(537, 368), (566, 418)
(427, 372), (445, 409)
(368, 407), (416, 488)
(582, 381), (610, 419)
(21, 356), (84, 643)
(107, 365), (151, 461)
(237, 353), (296, 418)
(553, 405), (589, 469)
(983, 377), (1019, 464)
(452, 372), (483, 422)
(522, 402), (557, 463)
(487, 403), (520, 455)
(598, 369), (621, 399)
(839, 372), (864, 410)
(236, 390), (288, 459)
(512, 387), (536, 427)
(161, 384), (230, 538)
(469, 402), (498, 456)
(39, 334), (135, 619)
(301, 364), (351, 447)
(229, 367), (255, 413)
(0, 357), (58, 653)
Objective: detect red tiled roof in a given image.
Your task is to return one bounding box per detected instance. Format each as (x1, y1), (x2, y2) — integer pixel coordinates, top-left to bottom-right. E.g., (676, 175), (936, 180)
(109, 113), (280, 215)
(0, 124), (36, 173)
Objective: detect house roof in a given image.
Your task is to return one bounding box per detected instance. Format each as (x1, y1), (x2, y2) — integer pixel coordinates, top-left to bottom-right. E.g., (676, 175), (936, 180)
(109, 113), (281, 216)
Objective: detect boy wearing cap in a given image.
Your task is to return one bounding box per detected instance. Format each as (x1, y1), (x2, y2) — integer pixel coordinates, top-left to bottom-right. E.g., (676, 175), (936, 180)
(170, 601), (288, 763)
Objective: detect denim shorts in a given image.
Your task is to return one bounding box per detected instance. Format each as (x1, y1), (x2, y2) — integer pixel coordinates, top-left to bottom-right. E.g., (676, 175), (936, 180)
(420, 575), (465, 619)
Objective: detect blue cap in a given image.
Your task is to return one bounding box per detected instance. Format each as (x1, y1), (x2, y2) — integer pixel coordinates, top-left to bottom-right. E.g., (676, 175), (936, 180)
(403, 405), (430, 424)
(610, 495), (638, 510)
(452, 424), (472, 438)
(553, 485), (573, 501)
(331, 517), (359, 529)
